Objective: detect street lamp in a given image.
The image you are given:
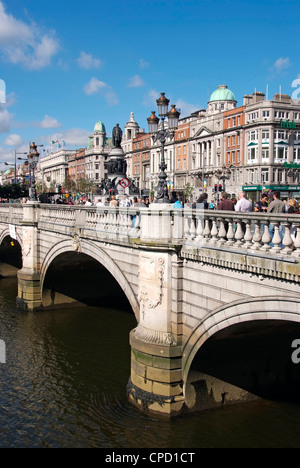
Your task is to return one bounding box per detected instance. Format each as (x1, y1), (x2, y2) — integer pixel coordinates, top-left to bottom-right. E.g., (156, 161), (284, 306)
(215, 166), (233, 192)
(147, 93), (180, 203)
(27, 142), (42, 201)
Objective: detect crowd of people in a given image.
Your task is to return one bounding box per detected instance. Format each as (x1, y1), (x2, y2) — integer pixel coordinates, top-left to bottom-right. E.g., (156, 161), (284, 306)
(189, 191), (300, 214)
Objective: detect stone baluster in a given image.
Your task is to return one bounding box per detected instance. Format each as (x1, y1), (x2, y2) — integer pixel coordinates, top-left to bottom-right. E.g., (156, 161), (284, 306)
(226, 219), (235, 246)
(184, 211), (190, 241)
(292, 224), (300, 258)
(195, 215), (204, 244)
(203, 219), (211, 244)
(189, 213), (196, 241)
(134, 211), (141, 237)
(252, 220), (262, 250)
(270, 222), (282, 254)
(243, 219), (253, 249)
(218, 219), (227, 246)
(210, 219), (218, 245)
(234, 220), (244, 247)
(282, 222), (293, 255)
(261, 222), (272, 252)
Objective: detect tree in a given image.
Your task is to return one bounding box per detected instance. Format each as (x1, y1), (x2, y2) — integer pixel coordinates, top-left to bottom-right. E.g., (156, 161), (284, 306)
(76, 177), (93, 195)
(0, 183), (29, 199)
(63, 176), (76, 194)
(182, 182), (194, 203)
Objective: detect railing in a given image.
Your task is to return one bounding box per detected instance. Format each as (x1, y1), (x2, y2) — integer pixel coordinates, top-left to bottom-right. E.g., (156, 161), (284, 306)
(0, 204), (299, 258)
(181, 209), (300, 257)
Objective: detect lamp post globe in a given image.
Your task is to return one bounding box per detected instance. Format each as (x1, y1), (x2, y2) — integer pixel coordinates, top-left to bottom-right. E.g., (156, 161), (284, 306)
(148, 93), (180, 204)
(27, 142), (40, 201)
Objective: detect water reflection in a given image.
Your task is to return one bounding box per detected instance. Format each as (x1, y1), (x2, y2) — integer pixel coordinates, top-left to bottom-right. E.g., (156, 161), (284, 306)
(1, 277), (300, 448)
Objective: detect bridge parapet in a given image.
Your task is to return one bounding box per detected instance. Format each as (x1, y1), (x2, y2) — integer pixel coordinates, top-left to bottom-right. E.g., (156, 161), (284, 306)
(0, 204), (299, 259)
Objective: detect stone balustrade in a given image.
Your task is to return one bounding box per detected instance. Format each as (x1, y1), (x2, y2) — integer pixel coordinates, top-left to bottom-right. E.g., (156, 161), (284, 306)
(1, 203), (299, 258)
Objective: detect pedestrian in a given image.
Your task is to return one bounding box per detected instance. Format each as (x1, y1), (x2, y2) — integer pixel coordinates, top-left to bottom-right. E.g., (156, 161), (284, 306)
(267, 191), (285, 247)
(193, 193), (209, 209)
(235, 192), (252, 212)
(85, 199), (93, 206)
(254, 193), (269, 212)
(217, 192), (235, 211)
(267, 191), (285, 214)
(174, 197), (183, 209)
(119, 195), (131, 208)
(109, 195), (119, 207)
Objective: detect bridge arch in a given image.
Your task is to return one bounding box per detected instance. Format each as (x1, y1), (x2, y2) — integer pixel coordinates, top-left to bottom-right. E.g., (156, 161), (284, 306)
(40, 238), (140, 319)
(182, 296), (300, 382)
(0, 227), (23, 250)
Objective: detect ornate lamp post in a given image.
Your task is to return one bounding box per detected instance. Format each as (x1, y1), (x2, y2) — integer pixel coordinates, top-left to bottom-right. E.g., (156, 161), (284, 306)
(27, 142), (41, 201)
(147, 93), (180, 203)
(215, 166), (232, 193)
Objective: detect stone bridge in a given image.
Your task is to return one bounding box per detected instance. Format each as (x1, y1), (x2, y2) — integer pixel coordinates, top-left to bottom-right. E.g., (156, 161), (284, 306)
(0, 202), (300, 417)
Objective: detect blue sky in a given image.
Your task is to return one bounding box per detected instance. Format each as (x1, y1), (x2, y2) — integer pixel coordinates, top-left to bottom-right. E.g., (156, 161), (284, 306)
(0, 0), (299, 166)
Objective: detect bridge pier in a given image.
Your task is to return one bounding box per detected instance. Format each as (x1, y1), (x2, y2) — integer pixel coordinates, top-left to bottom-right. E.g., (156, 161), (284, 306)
(17, 270), (42, 311)
(128, 332), (184, 417)
(17, 202), (42, 311)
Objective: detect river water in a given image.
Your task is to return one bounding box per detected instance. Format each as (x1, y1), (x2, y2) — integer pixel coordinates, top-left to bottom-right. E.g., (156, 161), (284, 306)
(1, 277), (300, 448)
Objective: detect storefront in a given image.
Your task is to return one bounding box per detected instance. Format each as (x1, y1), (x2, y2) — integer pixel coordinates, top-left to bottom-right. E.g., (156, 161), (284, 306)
(262, 185), (300, 200)
(242, 185), (262, 201)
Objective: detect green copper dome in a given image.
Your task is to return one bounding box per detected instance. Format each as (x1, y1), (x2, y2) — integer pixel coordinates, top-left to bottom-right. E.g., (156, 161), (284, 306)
(94, 120), (106, 132)
(209, 85), (236, 102)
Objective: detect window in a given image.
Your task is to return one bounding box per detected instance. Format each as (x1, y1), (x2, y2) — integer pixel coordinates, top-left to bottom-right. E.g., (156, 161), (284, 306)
(177, 159), (181, 170)
(249, 130), (258, 142)
(274, 146), (288, 161)
(261, 168), (269, 183)
(274, 130), (288, 140)
(278, 169), (283, 183)
(294, 148), (300, 161)
(248, 147), (257, 161)
(262, 130), (269, 140)
(262, 110), (270, 118)
(262, 148), (269, 160)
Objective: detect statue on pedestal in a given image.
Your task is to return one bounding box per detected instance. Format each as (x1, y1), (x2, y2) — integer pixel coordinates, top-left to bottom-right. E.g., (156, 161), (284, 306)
(112, 123), (123, 148)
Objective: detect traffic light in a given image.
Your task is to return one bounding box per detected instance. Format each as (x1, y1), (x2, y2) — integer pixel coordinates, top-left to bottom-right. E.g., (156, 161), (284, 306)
(214, 184), (217, 193)
(218, 184), (222, 192)
(58, 185), (62, 194)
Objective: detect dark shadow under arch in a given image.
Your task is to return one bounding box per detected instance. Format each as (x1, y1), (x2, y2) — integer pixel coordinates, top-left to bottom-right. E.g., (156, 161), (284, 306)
(43, 251), (132, 311)
(186, 319), (300, 412)
(0, 235), (22, 274)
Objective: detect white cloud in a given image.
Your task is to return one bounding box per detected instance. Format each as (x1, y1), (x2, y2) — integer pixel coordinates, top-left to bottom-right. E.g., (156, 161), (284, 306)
(3, 134), (23, 146)
(76, 51), (102, 70)
(142, 89), (160, 108)
(139, 59), (150, 69)
(0, 107), (13, 133)
(128, 74), (144, 88)
(274, 57), (291, 73)
(0, 1), (60, 70)
(84, 77), (107, 95)
(39, 115), (61, 129)
(83, 78), (119, 106)
(174, 99), (198, 118)
(45, 128), (90, 150)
